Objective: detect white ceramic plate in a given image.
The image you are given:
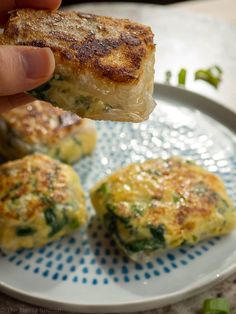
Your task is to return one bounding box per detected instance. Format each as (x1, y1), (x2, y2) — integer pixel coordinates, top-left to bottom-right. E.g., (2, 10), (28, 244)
(1, 84), (236, 313)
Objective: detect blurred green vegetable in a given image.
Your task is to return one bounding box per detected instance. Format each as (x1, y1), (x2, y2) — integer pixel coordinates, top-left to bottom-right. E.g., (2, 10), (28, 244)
(195, 65), (223, 89)
(164, 65), (223, 89)
(178, 68), (187, 87)
(202, 298), (230, 314)
(165, 70), (172, 84)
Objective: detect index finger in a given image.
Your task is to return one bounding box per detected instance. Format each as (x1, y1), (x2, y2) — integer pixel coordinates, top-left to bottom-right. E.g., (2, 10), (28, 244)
(0, 0), (61, 25)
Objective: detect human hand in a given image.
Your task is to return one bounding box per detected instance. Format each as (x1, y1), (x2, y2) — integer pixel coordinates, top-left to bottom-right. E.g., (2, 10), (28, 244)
(0, 0), (61, 113)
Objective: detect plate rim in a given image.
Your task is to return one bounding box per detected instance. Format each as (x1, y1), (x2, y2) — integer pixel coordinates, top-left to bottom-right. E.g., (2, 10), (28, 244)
(1, 259), (236, 313)
(1, 83), (236, 313)
(155, 83), (236, 134)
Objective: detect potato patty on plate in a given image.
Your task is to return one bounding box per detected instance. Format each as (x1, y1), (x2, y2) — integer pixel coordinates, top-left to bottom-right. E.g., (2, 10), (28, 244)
(0, 101), (97, 164)
(90, 157), (236, 261)
(0, 154), (87, 251)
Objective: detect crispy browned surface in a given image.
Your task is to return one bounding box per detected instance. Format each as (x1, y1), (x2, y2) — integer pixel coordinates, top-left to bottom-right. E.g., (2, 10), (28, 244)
(2, 9), (155, 84)
(92, 157), (234, 228)
(0, 154), (71, 220)
(91, 156), (236, 259)
(1, 101), (83, 145)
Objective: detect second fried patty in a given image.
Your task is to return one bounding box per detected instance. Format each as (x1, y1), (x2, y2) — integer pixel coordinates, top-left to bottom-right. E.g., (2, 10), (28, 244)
(0, 101), (97, 164)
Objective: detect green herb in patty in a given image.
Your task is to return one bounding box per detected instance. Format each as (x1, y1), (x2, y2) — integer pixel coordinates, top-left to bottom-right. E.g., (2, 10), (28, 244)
(16, 226), (36, 237)
(44, 207), (68, 237)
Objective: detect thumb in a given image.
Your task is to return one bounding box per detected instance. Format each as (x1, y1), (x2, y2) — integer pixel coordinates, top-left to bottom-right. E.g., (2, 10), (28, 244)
(0, 46), (55, 96)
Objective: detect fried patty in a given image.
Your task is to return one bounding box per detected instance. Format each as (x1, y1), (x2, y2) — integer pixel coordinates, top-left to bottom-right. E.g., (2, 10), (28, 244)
(90, 157), (236, 261)
(0, 154), (87, 251)
(1, 9), (155, 122)
(0, 101), (97, 164)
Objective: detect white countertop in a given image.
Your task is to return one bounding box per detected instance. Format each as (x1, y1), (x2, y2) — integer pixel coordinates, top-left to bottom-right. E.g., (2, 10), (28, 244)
(172, 0), (236, 25)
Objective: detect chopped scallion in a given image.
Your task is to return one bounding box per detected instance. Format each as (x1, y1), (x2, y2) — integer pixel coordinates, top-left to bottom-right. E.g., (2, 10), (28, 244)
(203, 298), (230, 314)
(16, 226), (36, 237)
(195, 65), (223, 89)
(178, 68), (187, 87)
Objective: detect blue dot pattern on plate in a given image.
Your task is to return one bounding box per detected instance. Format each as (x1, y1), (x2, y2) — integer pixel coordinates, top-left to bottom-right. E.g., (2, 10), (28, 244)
(1, 103), (236, 285)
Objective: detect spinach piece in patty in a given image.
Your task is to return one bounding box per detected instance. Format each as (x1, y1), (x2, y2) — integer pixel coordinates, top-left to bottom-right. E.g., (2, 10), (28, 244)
(29, 75), (63, 99)
(75, 96), (91, 110)
(96, 183), (109, 196)
(29, 81), (51, 101)
(104, 204), (166, 254)
(149, 224), (166, 244)
(106, 203), (130, 225)
(44, 207), (68, 237)
(69, 218), (80, 230)
(16, 226), (36, 237)
(124, 224), (166, 253)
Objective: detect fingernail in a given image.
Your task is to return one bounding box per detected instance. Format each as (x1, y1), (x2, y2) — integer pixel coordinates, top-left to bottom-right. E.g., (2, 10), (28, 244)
(21, 48), (55, 79)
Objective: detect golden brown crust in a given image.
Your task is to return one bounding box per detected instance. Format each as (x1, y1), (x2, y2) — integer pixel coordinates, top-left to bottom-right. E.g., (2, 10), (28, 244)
(1, 101), (83, 145)
(91, 157), (234, 233)
(90, 156), (236, 261)
(0, 154), (71, 220)
(2, 9), (155, 84)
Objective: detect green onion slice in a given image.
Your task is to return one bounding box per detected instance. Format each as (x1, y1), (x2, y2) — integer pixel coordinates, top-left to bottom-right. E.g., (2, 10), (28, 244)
(203, 298), (230, 314)
(195, 65), (223, 89)
(178, 68), (187, 87)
